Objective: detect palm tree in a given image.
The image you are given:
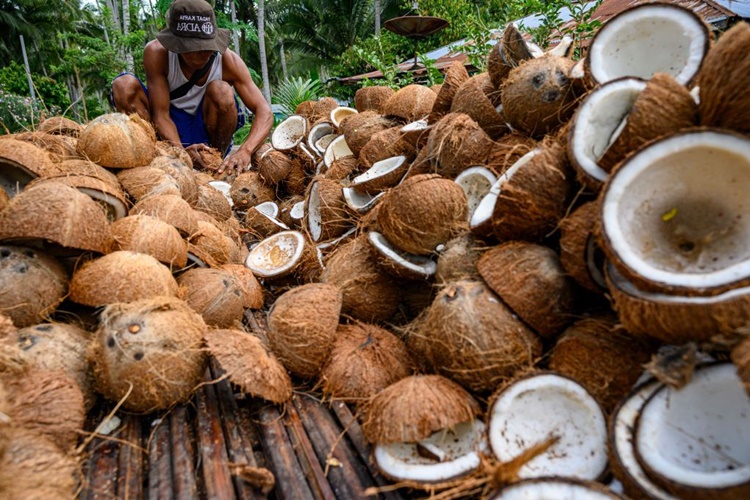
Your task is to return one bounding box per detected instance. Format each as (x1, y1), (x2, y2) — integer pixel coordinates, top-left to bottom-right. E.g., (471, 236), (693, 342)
(257, 0), (272, 103)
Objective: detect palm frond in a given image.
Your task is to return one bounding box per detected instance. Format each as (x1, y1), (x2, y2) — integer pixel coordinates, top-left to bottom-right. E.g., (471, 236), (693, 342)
(272, 76), (324, 115)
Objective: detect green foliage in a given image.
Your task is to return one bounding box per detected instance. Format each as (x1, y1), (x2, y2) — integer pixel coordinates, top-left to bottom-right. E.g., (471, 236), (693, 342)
(0, 61), (71, 112)
(520, 0), (602, 53)
(272, 76), (324, 115)
(0, 86), (61, 133)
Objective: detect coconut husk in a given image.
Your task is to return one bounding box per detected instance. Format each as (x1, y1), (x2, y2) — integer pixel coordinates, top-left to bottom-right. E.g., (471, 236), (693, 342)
(451, 73), (508, 140)
(295, 100), (317, 120)
(69, 251), (179, 307)
(111, 214), (188, 269)
(549, 316), (656, 413)
(492, 138), (573, 242)
(52, 158), (120, 185)
(428, 62), (470, 123)
(219, 264), (264, 309)
(195, 184), (232, 221)
(230, 171), (275, 210)
(77, 112), (156, 168)
(322, 234), (402, 323)
(559, 201), (606, 293)
(383, 84), (436, 122)
(340, 111), (398, 157)
(197, 147), (223, 176)
(325, 156), (358, 181)
(501, 55), (581, 138)
(194, 171), (215, 185)
(426, 113), (494, 179)
(355, 86), (395, 113)
(321, 321), (414, 404)
(410, 280), (542, 393)
(242, 206), (287, 242)
(278, 196), (304, 229)
(0, 189), (8, 211)
(258, 150), (295, 186)
(0, 138), (59, 196)
(149, 155), (200, 205)
(189, 219), (239, 267)
(303, 177), (354, 242)
(486, 133), (537, 175)
(310, 97), (339, 122)
(436, 232), (483, 285)
(0, 377), (8, 455)
(130, 193), (198, 237)
(357, 126), (417, 170)
(283, 157), (308, 196)
(377, 174), (468, 255)
(477, 241), (576, 339)
(219, 215), (242, 246)
(155, 141), (194, 168)
(117, 166), (181, 202)
(205, 328), (292, 403)
(88, 296), (207, 412)
(13, 131), (80, 162)
(403, 145), (434, 181)
(27, 174), (128, 222)
(361, 374), (481, 444)
(731, 336), (750, 397)
(697, 22), (750, 134)
(177, 267), (244, 327)
(38, 116), (83, 137)
(488, 23), (537, 89)
(598, 73), (698, 173)
(0, 246), (68, 327)
(266, 283), (342, 379)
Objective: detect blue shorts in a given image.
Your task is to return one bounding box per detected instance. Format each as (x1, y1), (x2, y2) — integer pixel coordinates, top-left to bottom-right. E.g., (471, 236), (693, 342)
(112, 72), (245, 158)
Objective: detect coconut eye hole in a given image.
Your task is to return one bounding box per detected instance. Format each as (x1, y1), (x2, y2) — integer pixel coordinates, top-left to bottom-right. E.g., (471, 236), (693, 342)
(23, 249), (35, 258)
(107, 336), (116, 348)
(19, 335), (37, 351)
(556, 70), (569, 87)
(0, 249), (10, 258)
(34, 324), (53, 332)
(532, 73), (546, 88)
(15, 263), (28, 274)
(133, 351), (144, 361)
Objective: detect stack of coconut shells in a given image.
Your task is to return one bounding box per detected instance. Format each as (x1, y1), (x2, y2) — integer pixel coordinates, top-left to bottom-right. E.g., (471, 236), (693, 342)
(2, 4), (750, 498)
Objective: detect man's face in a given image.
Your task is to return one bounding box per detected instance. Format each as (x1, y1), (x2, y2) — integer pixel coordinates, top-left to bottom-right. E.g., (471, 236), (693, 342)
(180, 50), (214, 70)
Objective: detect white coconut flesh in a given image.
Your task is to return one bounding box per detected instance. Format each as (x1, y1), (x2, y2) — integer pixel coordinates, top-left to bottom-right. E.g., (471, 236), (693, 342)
(315, 135), (337, 156)
(611, 379), (677, 500)
(352, 156), (407, 189)
(186, 252), (208, 268)
(490, 478), (622, 500)
(308, 122), (334, 154)
(601, 130), (750, 290)
(316, 227), (357, 252)
(244, 230), (305, 278)
(271, 115), (307, 151)
(306, 181), (323, 242)
(455, 167), (497, 221)
(77, 187), (128, 221)
(401, 119), (431, 135)
(547, 35), (573, 58)
(570, 78), (646, 182)
(587, 4), (708, 85)
(298, 142), (318, 163)
(634, 363), (750, 491)
(323, 135), (353, 168)
(290, 201), (305, 221)
(374, 420), (487, 484)
(208, 181), (234, 208)
(368, 231), (437, 279)
(255, 201), (279, 219)
(342, 187), (384, 213)
(488, 373), (608, 481)
(330, 106), (358, 127)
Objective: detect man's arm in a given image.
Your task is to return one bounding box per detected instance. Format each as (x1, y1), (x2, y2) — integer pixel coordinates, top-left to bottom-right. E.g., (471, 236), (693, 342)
(219, 50), (274, 174)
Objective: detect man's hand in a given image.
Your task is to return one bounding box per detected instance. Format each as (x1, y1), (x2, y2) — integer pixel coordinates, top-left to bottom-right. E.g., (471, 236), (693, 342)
(185, 143), (213, 170)
(219, 149), (251, 176)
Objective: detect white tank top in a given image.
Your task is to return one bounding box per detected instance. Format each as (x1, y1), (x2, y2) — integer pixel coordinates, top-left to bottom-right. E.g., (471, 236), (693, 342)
(167, 51), (223, 115)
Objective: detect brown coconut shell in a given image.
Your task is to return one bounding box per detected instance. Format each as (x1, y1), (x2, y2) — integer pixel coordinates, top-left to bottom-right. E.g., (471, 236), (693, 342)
(266, 283), (342, 379)
(354, 86), (395, 113)
(357, 126), (416, 170)
(220, 264), (265, 309)
(258, 149), (295, 186)
(177, 267), (244, 328)
(13, 131), (80, 162)
(428, 61), (470, 123)
(312, 97), (340, 123)
(130, 193), (199, 237)
(69, 251), (179, 307)
(501, 55), (580, 138)
(487, 133), (537, 175)
(111, 214), (188, 269)
(488, 23), (536, 89)
(325, 156), (359, 181)
(155, 141), (193, 168)
(340, 111), (398, 157)
(322, 234), (402, 323)
(697, 22), (750, 134)
(598, 73), (698, 173)
(361, 374), (481, 444)
(38, 116), (83, 137)
(230, 171), (275, 209)
(51, 158), (120, 186)
(117, 166), (181, 202)
(383, 84), (437, 122)
(195, 184), (232, 222)
(321, 321), (414, 403)
(149, 155), (200, 206)
(205, 328), (292, 403)
(426, 113), (494, 179)
(478, 241), (577, 339)
(189, 219), (240, 267)
(28, 174), (128, 222)
(549, 316), (656, 413)
(492, 137), (573, 242)
(0, 139), (59, 195)
(731, 336), (750, 397)
(295, 100), (317, 120)
(0, 188), (8, 211)
(377, 174), (468, 255)
(435, 232), (483, 285)
(0, 246), (68, 327)
(77, 112), (156, 168)
(284, 157), (309, 196)
(410, 280), (542, 393)
(559, 201), (606, 293)
(243, 206), (287, 242)
(88, 296), (207, 412)
(278, 196), (304, 229)
(303, 177), (353, 242)
(451, 73), (508, 140)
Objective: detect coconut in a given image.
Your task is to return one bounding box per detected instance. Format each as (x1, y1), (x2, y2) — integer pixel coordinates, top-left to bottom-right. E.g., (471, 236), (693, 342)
(322, 134), (354, 171)
(487, 372), (608, 481)
(354, 86), (395, 113)
(89, 296), (207, 412)
(38, 116), (83, 137)
(284, 157), (308, 195)
(13, 131), (80, 162)
(244, 230), (316, 281)
(205, 328), (291, 403)
(633, 363), (750, 499)
(426, 113), (494, 179)
(321, 234), (401, 323)
(278, 196), (304, 229)
(304, 177), (353, 243)
(586, 3), (709, 86)
(149, 155), (199, 205)
(0, 188), (8, 211)
(351, 156), (408, 194)
(428, 61), (470, 123)
(257, 149), (295, 186)
(324, 156), (358, 181)
(194, 183), (232, 222)
(454, 166), (497, 225)
(342, 187), (384, 215)
(450, 73), (508, 140)
(330, 106), (357, 129)
(266, 283), (341, 379)
(477, 242), (576, 339)
(358, 126), (416, 170)
(271, 114), (308, 153)
(155, 141), (193, 167)
(243, 201), (288, 241)
(399, 119), (432, 151)
(177, 267), (244, 327)
(110, 215), (187, 269)
(28, 174), (128, 222)
(487, 23), (539, 89)
(435, 232), (482, 284)
(312, 97), (339, 123)
(367, 231), (437, 281)
(77, 112), (156, 168)
(339, 111), (398, 157)
(320, 321), (412, 403)
(559, 201), (606, 293)
(383, 84), (437, 122)
(220, 264), (264, 309)
(52, 158), (119, 185)
(490, 478), (622, 500)
(599, 129), (750, 296)
(0, 138), (58, 197)
(117, 166), (181, 202)
(229, 170), (275, 210)
(361, 374), (481, 444)
(130, 193), (198, 237)
(307, 121), (335, 157)
(69, 251), (179, 307)
(295, 100), (317, 120)
(487, 133), (537, 175)
(377, 174), (468, 256)
(0, 246), (68, 327)
(188, 219), (238, 268)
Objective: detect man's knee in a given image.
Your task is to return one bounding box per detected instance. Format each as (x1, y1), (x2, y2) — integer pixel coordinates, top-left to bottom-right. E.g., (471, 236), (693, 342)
(205, 80), (235, 110)
(112, 75), (147, 115)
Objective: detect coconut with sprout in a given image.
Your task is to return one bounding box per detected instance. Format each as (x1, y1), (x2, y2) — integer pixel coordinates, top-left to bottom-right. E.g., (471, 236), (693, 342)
(110, 215), (187, 269)
(491, 478), (623, 500)
(426, 113), (494, 179)
(271, 115), (308, 152)
(266, 283), (342, 379)
(220, 264), (265, 309)
(383, 84), (437, 122)
(487, 23), (540, 89)
(354, 86), (395, 113)
(117, 166), (181, 202)
(230, 170), (275, 209)
(321, 321), (413, 404)
(177, 268), (244, 328)
(304, 177), (353, 243)
(89, 296), (207, 412)
(487, 133), (537, 175)
(339, 111), (397, 157)
(130, 193), (198, 237)
(77, 112), (156, 168)
(38, 116), (83, 137)
(0, 139), (58, 197)
(312, 97), (339, 122)
(487, 372), (609, 481)
(435, 232), (483, 284)
(351, 156), (409, 194)
(478, 242), (576, 339)
(367, 231), (436, 280)
(0, 246), (68, 327)
(149, 155), (199, 205)
(450, 73), (507, 140)
(358, 127), (416, 169)
(455, 166), (497, 224)
(559, 201), (607, 293)
(13, 131), (79, 162)
(428, 61), (470, 123)
(324, 156), (358, 181)
(69, 251), (179, 307)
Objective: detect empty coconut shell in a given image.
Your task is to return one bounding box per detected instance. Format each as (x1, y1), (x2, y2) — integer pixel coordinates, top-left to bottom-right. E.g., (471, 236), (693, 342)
(111, 214), (188, 269)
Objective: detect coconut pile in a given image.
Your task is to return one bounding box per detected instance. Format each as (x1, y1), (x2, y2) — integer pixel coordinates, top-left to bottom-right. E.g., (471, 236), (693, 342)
(1, 4), (750, 498)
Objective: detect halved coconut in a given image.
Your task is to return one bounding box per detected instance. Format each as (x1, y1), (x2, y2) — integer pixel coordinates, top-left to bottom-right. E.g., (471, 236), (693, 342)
(559, 201), (607, 293)
(358, 126), (416, 169)
(177, 268), (244, 328)
(634, 363), (750, 499)
(187, 219), (237, 268)
(488, 372), (608, 481)
(487, 23), (539, 90)
(278, 197), (305, 228)
(28, 174), (128, 222)
(330, 106), (358, 129)
(455, 166), (497, 223)
(243, 201), (289, 241)
(487, 133), (537, 175)
(429, 61), (470, 123)
(244, 230), (307, 280)
(110, 214), (187, 269)
(354, 86), (395, 113)
(323, 134), (354, 170)
(599, 129), (750, 296)
(367, 231), (437, 280)
(230, 171), (275, 209)
(0, 139), (58, 197)
(339, 111), (398, 157)
(77, 112), (156, 168)
(399, 119), (432, 150)
(207, 180), (234, 208)
(304, 177), (353, 243)
(490, 478), (622, 500)
(195, 183), (232, 222)
(450, 73), (508, 140)
(315, 134), (338, 160)
(351, 156), (408, 194)
(38, 116), (83, 137)
(51, 158), (119, 185)
(12, 131), (79, 163)
(130, 193), (198, 237)
(586, 2), (709, 86)
(342, 187), (384, 214)
(149, 155), (199, 205)
(117, 166), (181, 202)
(426, 113), (494, 179)
(307, 121), (335, 156)
(435, 232), (482, 284)
(383, 84), (437, 122)
(271, 115), (308, 152)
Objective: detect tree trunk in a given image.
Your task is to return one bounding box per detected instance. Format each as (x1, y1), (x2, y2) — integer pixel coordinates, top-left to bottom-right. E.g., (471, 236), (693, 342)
(375, 0), (381, 35)
(123, 0), (134, 72)
(106, 0), (120, 32)
(257, 0), (272, 104)
(230, 0), (240, 55)
(279, 39), (288, 81)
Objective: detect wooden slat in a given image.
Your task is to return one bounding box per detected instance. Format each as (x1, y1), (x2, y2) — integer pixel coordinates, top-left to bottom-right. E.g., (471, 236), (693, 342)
(118, 414), (145, 500)
(195, 376), (236, 500)
(148, 415), (174, 500)
(83, 436), (121, 499)
(170, 406), (198, 500)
